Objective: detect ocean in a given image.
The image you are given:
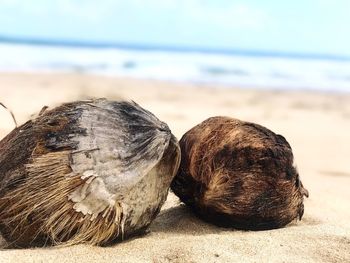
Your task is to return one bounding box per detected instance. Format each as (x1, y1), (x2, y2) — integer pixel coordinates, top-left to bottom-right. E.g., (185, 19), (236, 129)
(1, 40), (350, 92)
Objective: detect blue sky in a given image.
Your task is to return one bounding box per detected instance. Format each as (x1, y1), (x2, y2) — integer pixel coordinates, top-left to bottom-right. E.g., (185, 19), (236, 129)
(0, 0), (349, 55)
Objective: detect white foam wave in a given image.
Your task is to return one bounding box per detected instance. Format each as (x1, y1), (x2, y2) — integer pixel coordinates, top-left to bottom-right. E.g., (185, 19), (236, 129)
(0, 43), (349, 92)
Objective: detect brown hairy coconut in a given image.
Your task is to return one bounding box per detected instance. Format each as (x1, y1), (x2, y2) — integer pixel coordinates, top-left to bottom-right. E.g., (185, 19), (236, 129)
(171, 116), (308, 230)
(0, 99), (180, 247)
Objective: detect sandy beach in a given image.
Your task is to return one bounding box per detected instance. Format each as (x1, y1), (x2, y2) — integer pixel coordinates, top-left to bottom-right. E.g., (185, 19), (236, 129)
(0, 72), (349, 263)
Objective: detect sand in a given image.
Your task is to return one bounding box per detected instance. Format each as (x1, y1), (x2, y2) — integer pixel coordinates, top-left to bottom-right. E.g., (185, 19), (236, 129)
(0, 72), (349, 263)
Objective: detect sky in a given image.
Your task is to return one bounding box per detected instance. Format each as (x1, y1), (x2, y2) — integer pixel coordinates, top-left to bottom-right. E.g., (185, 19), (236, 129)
(0, 0), (349, 56)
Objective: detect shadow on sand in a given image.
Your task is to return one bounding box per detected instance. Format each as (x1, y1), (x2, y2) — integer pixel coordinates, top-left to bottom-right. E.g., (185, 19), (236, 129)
(150, 204), (227, 235)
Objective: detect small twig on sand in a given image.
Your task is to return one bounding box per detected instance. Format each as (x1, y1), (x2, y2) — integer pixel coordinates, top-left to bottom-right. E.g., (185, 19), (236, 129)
(0, 102), (18, 128)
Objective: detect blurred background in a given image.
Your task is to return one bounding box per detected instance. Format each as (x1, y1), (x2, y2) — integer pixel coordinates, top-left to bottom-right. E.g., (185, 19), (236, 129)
(0, 0), (349, 175)
(0, 0), (350, 91)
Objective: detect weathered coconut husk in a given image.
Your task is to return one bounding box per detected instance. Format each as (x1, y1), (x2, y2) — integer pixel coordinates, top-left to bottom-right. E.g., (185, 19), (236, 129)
(0, 99), (180, 247)
(171, 116), (308, 230)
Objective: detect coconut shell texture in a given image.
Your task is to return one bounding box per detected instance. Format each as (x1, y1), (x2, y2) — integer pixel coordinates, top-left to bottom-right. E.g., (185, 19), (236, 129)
(0, 99), (180, 247)
(171, 116), (308, 230)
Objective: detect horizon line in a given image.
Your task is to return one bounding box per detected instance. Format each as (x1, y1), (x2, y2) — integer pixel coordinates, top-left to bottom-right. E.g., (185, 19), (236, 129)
(0, 35), (349, 61)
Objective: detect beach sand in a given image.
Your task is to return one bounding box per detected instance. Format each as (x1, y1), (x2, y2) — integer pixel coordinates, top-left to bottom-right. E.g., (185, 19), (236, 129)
(0, 73), (349, 263)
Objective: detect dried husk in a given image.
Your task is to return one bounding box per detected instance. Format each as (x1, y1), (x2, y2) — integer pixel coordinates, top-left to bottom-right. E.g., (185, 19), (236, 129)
(171, 116), (308, 230)
(0, 99), (180, 247)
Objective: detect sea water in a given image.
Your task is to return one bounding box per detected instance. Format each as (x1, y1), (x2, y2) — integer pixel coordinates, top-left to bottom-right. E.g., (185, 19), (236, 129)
(0, 42), (349, 92)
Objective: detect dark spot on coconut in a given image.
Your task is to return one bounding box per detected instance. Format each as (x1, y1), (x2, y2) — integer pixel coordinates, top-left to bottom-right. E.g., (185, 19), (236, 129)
(298, 203), (305, 220)
(276, 134), (291, 148)
(286, 167), (296, 181)
(84, 151), (92, 159)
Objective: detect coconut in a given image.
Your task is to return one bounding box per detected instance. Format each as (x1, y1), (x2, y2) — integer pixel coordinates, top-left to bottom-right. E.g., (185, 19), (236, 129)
(171, 116), (308, 230)
(0, 99), (180, 247)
